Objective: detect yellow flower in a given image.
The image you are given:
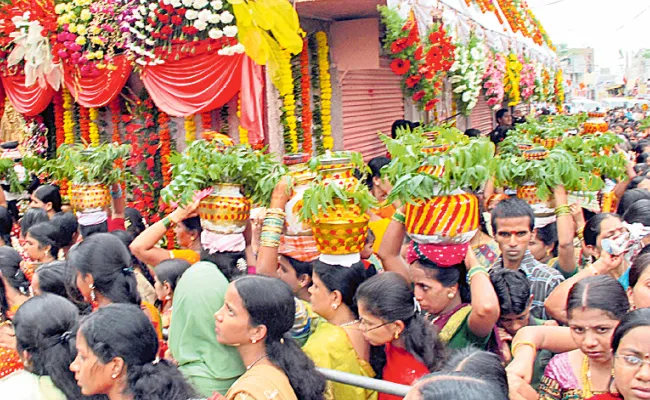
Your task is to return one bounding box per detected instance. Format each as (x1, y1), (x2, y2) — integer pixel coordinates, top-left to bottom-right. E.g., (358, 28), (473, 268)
(91, 37), (104, 46)
(55, 4), (66, 14)
(96, 63), (106, 69)
(80, 9), (91, 21)
(77, 25), (87, 35)
(94, 50), (104, 59)
(68, 23), (77, 33)
(76, 36), (87, 46)
(90, 26), (101, 35)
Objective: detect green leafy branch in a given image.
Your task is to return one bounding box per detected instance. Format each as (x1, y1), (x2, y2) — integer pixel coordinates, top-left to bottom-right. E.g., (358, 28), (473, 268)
(299, 180), (378, 222)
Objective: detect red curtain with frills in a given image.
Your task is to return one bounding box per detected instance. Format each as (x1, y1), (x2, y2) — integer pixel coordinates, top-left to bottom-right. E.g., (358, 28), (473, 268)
(63, 55), (132, 108)
(0, 74), (55, 116)
(141, 43), (265, 145)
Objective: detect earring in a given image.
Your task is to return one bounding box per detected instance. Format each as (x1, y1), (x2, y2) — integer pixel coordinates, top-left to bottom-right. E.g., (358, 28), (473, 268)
(89, 284), (96, 302)
(111, 373), (117, 379)
(331, 304), (338, 310)
(447, 293), (454, 299)
(394, 331), (400, 340)
(164, 295), (172, 301)
(252, 339), (257, 344)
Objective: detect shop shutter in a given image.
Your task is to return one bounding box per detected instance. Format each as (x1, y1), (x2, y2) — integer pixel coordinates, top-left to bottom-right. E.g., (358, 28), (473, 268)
(469, 91), (495, 135)
(341, 58), (404, 160)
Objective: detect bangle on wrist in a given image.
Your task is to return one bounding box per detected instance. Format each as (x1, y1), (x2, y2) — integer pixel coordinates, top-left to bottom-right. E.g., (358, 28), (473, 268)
(511, 341), (537, 356)
(466, 266), (489, 283)
(162, 217), (175, 229)
(392, 211), (406, 225)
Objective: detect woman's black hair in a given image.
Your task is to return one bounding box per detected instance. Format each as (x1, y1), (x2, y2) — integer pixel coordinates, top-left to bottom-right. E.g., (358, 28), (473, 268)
(33, 184), (62, 213)
(62, 260), (92, 315)
(634, 164), (648, 175)
(35, 261), (69, 298)
(79, 304), (196, 400)
(179, 216), (202, 236)
(281, 255), (313, 279)
(365, 156), (391, 190)
(617, 188), (650, 215)
(68, 233), (141, 305)
(612, 308), (650, 353)
(110, 230), (155, 286)
(490, 269), (531, 316)
(356, 272), (447, 376)
(20, 207), (49, 237)
(79, 221), (109, 239)
(583, 213), (621, 247)
(567, 275), (629, 320)
(234, 275), (326, 400)
(637, 153), (650, 164)
(27, 222), (61, 259)
(623, 199), (650, 226)
(535, 222), (558, 257)
(13, 294), (82, 399)
(0, 246), (30, 320)
(416, 258), (471, 303)
(49, 212), (78, 249)
(0, 206), (12, 247)
(391, 119), (420, 139)
(630, 253), (650, 289)
(125, 207), (146, 238)
(313, 260), (367, 317)
(442, 347), (508, 394)
(626, 176), (650, 191)
(464, 128), (481, 138)
(200, 249), (247, 282)
(414, 372), (508, 400)
(155, 259), (191, 292)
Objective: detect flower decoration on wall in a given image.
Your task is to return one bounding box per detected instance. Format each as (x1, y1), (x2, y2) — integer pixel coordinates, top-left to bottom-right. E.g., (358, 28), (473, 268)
(54, 0), (132, 77)
(380, 7), (455, 112)
(503, 52), (521, 106)
(519, 57), (535, 102)
(484, 51), (506, 109)
(448, 32), (487, 116)
(123, 0), (243, 66)
(554, 69), (564, 111)
(21, 116), (48, 157)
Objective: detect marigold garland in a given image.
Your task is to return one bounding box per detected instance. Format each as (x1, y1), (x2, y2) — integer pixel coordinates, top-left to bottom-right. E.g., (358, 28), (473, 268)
(316, 32), (333, 151)
(201, 111), (212, 131)
(300, 37), (313, 155)
(555, 69), (564, 112)
(184, 115), (196, 144)
(237, 97), (249, 145)
(279, 49), (298, 153)
(110, 98), (121, 144)
(52, 92), (65, 147)
(504, 53), (522, 106)
(159, 111), (175, 249)
(88, 107), (100, 147)
(78, 106), (91, 146)
(62, 88), (75, 145)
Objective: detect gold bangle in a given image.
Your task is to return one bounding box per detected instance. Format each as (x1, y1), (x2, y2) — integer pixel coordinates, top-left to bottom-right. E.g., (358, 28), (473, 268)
(511, 341), (537, 356)
(576, 227), (584, 240)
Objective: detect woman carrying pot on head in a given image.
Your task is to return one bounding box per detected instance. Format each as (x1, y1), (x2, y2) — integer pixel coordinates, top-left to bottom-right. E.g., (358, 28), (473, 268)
(378, 213), (500, 349)
(210, 275), (326, 400)
(153, 259), (191, 331)
(130, 201), (202, 267)
(356, 272), (447, 399)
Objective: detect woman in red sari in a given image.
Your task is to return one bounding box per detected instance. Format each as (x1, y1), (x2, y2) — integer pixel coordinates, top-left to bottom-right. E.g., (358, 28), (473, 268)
(356, 272), (447, 400)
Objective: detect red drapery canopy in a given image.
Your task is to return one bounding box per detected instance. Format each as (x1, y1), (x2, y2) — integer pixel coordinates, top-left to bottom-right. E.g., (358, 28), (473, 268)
(63, 55), (132, 108)
(141, 43), (265, 145)
(0, 73), (55, 116)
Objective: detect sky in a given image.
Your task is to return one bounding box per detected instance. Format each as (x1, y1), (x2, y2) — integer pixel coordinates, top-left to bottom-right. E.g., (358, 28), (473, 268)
(526, 0), (650, 71)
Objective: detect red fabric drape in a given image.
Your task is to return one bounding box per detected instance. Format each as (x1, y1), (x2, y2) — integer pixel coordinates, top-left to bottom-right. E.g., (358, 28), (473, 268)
(141, 42), (265, 145)
(63, 55), (132, 108)
(0, 74), (55, 116)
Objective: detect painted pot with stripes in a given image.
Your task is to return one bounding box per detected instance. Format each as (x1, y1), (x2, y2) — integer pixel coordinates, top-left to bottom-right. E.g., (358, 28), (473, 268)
(70, 183), (111, 212)
(516, 183), (543, 205)
(316, 156), (357, 191)
(311, 203), (369, 255)
(532, 136), (561, 149)
(198, 184), (251, 234)
(284, 156), (317, 236)
(405, 191), (479, 245)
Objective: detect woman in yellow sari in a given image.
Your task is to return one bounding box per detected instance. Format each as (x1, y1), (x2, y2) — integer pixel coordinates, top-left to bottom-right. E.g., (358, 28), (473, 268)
(303, 260), (377, 400)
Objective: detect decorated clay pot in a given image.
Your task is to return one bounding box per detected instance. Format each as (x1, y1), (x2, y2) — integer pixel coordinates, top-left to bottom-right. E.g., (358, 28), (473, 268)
(523, 148), (549, 161)
(516, 184), (543, 205)
(517, 143), (533, 151)
(588, 112), (606, 118)
(404, 191), (479, 244)
(311, 203), (369, 255)
(316, 156), (357, 191)
(198, 183), (251, 234)
(284, 156), (317, 236)
(422, 144), (450, 155)
(70, 183), (111, 212)
(532, 136), (560, 149)
(582, 119), (608, 134)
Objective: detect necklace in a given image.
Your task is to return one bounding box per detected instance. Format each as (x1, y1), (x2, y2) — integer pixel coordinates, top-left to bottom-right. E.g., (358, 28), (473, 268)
(339, 320), (360, 328)
(581, 355), (594, 399)
(247, 354), (268, 370)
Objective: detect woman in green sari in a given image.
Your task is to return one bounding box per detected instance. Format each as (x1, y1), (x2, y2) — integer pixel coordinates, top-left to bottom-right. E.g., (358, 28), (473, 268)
(168, 261), (245, 397)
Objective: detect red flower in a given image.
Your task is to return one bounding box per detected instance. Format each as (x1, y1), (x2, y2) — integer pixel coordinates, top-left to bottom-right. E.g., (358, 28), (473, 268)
(412, 91), (426, 102)
(418, 65), (434, 79)
(390, 37), (410, 54)
(406, 75), (421, 88)
(425, 98), (439, 111)
(182, 26), (199, 35)
(414, 46), (424, 61)
(176, 7), (186, 15)
(158, 14), (169, 23)
(121, 115), (133, 123)
(161, 25), (173, 35)
(390, 59), (411, 75)
(171, 15), (183, 25)
(125, 123), (143, 134)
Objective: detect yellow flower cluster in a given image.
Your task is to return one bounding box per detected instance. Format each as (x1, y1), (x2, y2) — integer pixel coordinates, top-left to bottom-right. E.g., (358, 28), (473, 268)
(185, 115), (196, 144)
(62, 88), (75, 145)
(237, 97), (249, 146)
(89, 107), (100, 147)
(555, 69), (564, 111)
(279, 49), (298, 153)
(316, 32), (333, 150)
(504, 53), (522, 107)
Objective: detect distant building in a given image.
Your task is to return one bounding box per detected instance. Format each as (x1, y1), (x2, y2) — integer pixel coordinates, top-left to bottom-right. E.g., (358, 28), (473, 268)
(558, 47), (596, 100)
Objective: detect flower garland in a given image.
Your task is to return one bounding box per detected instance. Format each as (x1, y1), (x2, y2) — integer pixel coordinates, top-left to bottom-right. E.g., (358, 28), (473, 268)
(316, 32), (333, 151)
(88, 107), (100, 146)
(484, 52), (506, 109)
(504, 53), (522, 106)
(448, 32), (487, 116)
(158, 110), (175, 248)
(541, 67), (553, 103)
(300, 37), (313, 155)
(78, 105), (91, 145)
(184, 115), (196, 144)
(279, 49), (298, 153)
(291, 50), (304, 149)
(201, 111), (212, 131)
(110, 98), (121, 143)
(237, 97), (249, 145)
(308, 36), (324, 155)
(53, 92), (65, 147)
(555, 69), (564, 112)
(62, 88), (75, 144)
(21, 117), (48, 157)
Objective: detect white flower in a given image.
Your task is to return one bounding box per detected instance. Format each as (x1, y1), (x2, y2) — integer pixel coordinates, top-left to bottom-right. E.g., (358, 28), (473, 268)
(145, 25), (154, 32)
(193, 0), (209, 9)
(138, 5), (147, 14)
(148, 11), (156, 19)
(208, 13), (220, 23)
(220, 10), (234, 24)
(223, 25), (237, 37)
(208, 28), (223, 39)
(462, 91), (471, 102)
(171, 0), (182, 7)
(135, 20), (145, 29)
(185, 10), (199, 20)
(232, 43), (245, 53)
(194, 19), (208, 31)
(149, 3), (158, 10)
(136, 59), (147, 66)
(145, 38), (156, 46)
(182, 0), (193, 7)
(129, 27), (140, 35)
(137, 33), (147, 40)
(453, 85), (466, 93)
(210, 0), (222, 10)
(162, 0), (172, 5)
(132, 11), (142, 19)
(198, 9), (212, 22)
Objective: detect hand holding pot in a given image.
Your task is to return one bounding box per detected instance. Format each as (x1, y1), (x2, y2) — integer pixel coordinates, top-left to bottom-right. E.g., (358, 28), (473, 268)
(170, 199), (200, 224)
(270, 175), (292, 209)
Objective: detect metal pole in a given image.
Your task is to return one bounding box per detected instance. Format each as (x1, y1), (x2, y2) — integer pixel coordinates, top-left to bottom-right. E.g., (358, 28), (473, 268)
(316, 368), (412, 397)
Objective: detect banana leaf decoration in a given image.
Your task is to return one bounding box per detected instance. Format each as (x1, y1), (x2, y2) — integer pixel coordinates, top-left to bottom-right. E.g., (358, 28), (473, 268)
(227, 0), (303, 89)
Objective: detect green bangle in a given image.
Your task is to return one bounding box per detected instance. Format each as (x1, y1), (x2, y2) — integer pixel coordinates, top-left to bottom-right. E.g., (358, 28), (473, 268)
(466, 266), (489, 283)
(392, 212), (406, 224)
(162, 217), (172, 229)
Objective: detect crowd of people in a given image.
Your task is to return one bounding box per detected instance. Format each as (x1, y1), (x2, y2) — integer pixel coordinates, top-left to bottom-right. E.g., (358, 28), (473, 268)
(0, 105), (649, 400)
